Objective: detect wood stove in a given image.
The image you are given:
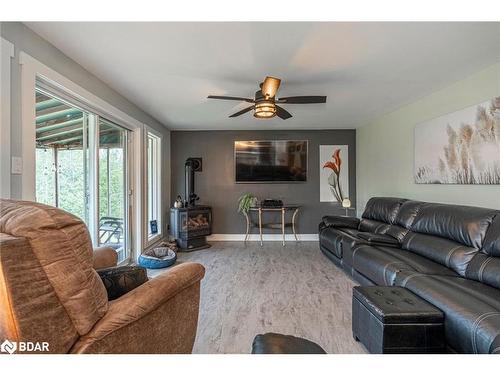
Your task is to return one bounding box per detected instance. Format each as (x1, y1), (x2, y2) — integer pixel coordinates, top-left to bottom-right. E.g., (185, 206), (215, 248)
(170, 157), (212, 251)
(170, 206), (212, 251)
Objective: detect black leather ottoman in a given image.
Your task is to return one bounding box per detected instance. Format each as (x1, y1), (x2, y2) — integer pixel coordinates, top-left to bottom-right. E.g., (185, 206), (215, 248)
(251, 333), (326, 354)
(352, 286), (445, 353)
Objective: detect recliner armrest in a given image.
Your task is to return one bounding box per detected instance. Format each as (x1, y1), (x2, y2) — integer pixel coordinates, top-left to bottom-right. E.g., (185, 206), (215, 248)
(71, 262), (205, 353)
(322, 215), (360, 229)
(357, 232), (399, 247)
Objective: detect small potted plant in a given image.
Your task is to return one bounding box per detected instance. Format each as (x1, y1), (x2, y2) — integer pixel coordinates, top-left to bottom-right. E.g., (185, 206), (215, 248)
(238, 193), (257, 214)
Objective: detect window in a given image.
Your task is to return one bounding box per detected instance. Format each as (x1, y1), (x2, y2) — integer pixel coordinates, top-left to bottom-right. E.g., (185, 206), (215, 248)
(98, 118), (129, 263)
(35, 88), (131, 263)
(146, 130), (162, 241)
(35, 90), (89, 223)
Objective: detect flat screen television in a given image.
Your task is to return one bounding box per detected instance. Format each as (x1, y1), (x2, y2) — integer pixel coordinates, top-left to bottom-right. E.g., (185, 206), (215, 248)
(234, 140), (308, 183)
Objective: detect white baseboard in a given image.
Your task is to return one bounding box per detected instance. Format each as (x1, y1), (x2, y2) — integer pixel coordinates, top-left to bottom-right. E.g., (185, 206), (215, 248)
(207, 234), (319, 241)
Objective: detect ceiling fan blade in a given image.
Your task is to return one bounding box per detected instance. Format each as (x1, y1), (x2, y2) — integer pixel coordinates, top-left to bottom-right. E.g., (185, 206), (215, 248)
(229, 105), (255, 118)
(275, 105), (292, 120)
(207, 95), (254, 103)
(261, 76), (281, 99)
(277, 96), (327, 104)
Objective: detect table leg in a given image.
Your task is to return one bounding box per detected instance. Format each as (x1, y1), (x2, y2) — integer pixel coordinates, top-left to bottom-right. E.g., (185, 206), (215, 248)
(282, 208), (285, 247)
(258, 208), (263, 247)
(292, 208), (299, 242)
(244, 212), (250, 242)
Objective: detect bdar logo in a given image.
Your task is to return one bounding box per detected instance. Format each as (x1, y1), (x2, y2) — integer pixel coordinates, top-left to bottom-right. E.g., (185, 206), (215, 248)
(1, 339), (17, 354)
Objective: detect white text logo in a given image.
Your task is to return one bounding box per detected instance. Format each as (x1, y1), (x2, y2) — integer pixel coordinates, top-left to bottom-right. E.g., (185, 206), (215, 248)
(1, 339), (49, 354)
(1, 340), (17, 354)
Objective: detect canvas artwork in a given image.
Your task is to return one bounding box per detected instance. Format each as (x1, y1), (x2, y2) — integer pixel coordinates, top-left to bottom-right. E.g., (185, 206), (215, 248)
(320, 145), (349, 202)
(415, 97), (500, 184)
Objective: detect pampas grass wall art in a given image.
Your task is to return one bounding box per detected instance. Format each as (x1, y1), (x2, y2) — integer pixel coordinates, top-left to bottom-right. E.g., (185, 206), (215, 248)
(415, 97), (500, 184)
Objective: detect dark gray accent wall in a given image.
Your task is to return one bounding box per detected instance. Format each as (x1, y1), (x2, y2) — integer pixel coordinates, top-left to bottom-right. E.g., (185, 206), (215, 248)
(171, 130), (356, 234)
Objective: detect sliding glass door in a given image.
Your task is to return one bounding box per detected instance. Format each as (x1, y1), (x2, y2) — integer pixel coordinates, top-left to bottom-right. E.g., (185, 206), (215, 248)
(35, 89), (131, 263)
(35, 90), (89, 223)
(98, 118), (129, 262)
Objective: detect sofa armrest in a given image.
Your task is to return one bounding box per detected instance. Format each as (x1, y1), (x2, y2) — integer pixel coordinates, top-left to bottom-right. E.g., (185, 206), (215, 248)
(71, 262), (205, 353)
(93, 246), (118, 270)
(357, 232), (399, 247)
(322, 215), (360, 229)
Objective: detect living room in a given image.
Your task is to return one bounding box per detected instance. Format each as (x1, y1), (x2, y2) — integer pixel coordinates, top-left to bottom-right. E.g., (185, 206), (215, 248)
(1, 1), (500, 373)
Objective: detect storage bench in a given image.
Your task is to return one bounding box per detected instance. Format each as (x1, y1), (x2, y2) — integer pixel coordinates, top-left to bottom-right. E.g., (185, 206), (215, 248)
(352, 286), (445, 353)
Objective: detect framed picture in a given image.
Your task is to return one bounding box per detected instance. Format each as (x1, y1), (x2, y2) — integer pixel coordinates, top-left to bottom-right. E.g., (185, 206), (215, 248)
(320, 145), (349, 202)
(415, 97), (500, 184)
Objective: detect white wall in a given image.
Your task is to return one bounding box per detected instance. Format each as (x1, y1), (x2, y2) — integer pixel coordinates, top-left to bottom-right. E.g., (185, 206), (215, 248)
(357, 62), (500, 214)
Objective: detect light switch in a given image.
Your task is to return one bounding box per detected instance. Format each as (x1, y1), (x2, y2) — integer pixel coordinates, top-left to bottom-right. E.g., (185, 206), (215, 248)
(11, 157), (22, 174)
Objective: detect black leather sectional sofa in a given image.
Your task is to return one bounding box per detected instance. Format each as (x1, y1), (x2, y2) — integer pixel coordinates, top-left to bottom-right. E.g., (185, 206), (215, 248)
(319, 197), (500, 354)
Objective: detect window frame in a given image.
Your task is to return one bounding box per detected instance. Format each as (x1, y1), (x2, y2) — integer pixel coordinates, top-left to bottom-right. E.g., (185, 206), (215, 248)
(143, 126), (163, 248)
(1, 38), (14, 199)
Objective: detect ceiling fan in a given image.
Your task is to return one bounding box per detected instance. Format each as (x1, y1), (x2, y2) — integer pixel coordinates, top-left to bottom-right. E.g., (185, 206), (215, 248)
(207, 76), (327, 120)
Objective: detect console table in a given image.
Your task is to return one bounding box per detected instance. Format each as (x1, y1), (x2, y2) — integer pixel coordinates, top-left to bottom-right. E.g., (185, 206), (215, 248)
(243, 205), (300, 246)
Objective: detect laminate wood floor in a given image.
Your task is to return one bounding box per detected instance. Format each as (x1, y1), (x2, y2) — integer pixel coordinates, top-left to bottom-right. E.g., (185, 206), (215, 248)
(148, 241), (367, 354)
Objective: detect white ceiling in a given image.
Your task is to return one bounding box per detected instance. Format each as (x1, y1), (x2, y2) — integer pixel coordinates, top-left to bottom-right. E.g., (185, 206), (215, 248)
(26, 22), (500, 130)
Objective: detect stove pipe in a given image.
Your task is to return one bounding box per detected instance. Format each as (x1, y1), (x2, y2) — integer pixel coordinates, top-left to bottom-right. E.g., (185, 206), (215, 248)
(185, 158), (199, 207)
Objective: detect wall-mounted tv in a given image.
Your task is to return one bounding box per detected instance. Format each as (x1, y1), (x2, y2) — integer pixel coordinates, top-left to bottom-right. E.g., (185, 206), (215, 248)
(235, 140), (308, 183)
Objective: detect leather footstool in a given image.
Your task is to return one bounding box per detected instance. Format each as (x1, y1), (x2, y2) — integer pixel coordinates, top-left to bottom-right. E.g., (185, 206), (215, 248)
(352, 286), (445, 353)
(251, 333), (326, 354)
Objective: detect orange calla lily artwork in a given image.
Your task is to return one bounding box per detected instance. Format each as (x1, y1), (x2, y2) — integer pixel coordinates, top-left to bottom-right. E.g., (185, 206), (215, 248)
(321, 147), (346, 202)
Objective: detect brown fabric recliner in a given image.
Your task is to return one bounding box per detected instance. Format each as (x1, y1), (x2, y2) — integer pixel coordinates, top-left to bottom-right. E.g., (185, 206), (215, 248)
(0, 199), (205, 354)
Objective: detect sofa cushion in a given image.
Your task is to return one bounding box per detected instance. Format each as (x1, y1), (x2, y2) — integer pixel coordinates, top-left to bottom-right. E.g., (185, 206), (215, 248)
(410, 203), (497, 249)
(319, 226), (362, 259)
(361, 197), (407, 224)
(466, 252), (500, 290)
(319, 227), (343, 258)
(402, 232), (478, 276)
(385, 200), (427, 242)
(351, 245), (456, 286)
(394, 200), (427, 228)
(483, 215), (500, 256)
(357, 232), (399, 247)
(321, 215), (360, 229)
(397, 274), (500, 353)
(358, 219), (391, 234)
(340, 228), (363, 237)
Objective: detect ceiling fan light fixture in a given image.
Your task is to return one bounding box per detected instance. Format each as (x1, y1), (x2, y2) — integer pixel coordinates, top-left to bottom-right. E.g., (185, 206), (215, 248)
(253, 100), (276, 119)
(261, 76), (281, 99)
(207, 76), (326, 120)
